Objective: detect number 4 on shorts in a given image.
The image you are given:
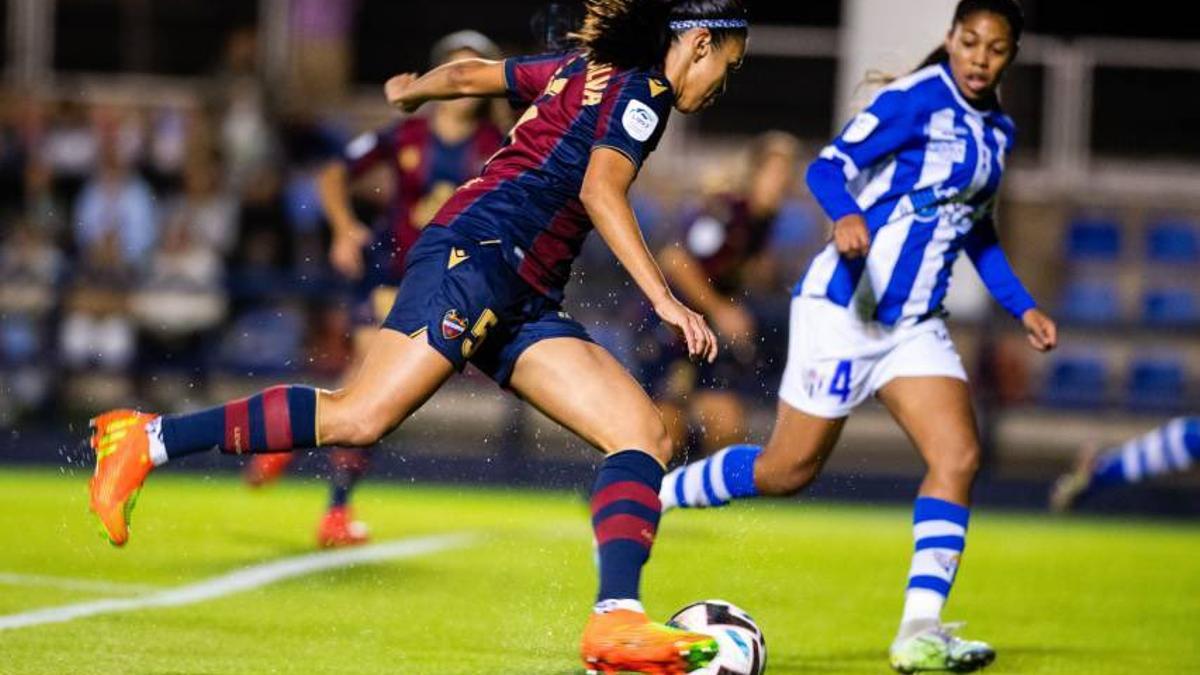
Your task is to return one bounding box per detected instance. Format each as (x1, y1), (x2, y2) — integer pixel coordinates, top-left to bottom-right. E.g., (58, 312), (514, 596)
(829, 360), (852, 403)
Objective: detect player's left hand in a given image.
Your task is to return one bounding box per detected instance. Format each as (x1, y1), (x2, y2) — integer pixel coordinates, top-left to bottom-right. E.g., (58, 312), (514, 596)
(1021, 308), (1057, 352)
(655, 295), (719, 364)
(385, 73), (420, 112)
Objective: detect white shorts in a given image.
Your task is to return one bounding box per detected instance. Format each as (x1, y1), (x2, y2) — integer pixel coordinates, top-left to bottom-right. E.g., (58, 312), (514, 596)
(778, 297), (968, 419)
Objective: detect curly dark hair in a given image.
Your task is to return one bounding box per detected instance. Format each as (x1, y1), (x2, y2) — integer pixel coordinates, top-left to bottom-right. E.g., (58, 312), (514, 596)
(572, 0), (748, 70)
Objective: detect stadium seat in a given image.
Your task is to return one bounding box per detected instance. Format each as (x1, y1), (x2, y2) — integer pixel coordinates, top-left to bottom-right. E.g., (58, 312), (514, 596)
(1145, 219), (1200, 264)
(1126, 357), (1188, 412)
(1040, 352), (1110, 409)
(1064, 217), (1122, 261)
(1057, 278), (1122, 324)
(1142, 287), (1200, 326)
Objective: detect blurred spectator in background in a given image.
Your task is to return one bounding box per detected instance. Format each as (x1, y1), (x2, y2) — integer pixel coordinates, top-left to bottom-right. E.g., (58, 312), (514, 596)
(0, 220), (64, 420)
(643, 131), (805, 456)
(61, 133), (156, 372)
(130, 154), (231, 385)
(213, 27), (278, 190)
(228, 164), (293, 291)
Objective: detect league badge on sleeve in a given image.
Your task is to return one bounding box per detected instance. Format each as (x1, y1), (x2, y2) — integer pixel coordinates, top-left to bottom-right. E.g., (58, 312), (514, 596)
(622, 100), (659, 142)
(843, 112), (879, 143)
(441, 309), (469, 340)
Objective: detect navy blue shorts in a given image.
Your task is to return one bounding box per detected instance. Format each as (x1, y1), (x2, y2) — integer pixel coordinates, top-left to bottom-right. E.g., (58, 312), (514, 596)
(382, 226), (592, 386)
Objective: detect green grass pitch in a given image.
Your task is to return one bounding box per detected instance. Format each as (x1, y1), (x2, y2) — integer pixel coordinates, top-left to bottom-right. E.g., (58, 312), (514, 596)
(0, 467), (1197, 674)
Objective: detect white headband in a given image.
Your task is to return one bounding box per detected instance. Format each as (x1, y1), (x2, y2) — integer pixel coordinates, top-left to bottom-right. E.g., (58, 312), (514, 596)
(668, 18), (749, 31)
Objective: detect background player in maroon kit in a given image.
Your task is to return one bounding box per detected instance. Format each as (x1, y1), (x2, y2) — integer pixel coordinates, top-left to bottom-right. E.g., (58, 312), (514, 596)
(88, 0), (748, 670)
(243, 31), (506, 548)
(650, 131), (800, 456)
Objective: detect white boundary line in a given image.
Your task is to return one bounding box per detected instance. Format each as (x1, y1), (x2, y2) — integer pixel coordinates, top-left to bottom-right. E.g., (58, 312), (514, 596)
(0, 573), (160, 596)
(0, 533), (474, 631)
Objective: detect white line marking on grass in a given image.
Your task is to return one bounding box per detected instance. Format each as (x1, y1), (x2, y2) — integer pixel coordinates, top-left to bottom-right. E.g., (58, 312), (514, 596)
(0, 532), (474, 631)
(0, 573), (160, 596)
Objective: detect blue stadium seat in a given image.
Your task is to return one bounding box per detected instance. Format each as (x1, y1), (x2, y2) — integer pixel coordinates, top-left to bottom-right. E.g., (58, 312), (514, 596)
(1145, 219), (1200, 264)
(1040, 353), (1110, 409)
(1064, 217), (1122, 261)
(1142, 287), (1200, 326)
(1057, 278), (1121, 324)
(1126, 357), (1188, 412)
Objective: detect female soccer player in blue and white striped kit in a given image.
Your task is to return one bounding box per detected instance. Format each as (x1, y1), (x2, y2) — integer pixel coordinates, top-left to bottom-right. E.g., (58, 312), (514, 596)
(660, 1), (1056, 671)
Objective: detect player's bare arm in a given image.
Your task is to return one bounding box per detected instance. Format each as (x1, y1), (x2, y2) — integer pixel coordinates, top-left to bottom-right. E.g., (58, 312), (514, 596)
(385, 58), (507, 112)
(582, 147), (718, 363)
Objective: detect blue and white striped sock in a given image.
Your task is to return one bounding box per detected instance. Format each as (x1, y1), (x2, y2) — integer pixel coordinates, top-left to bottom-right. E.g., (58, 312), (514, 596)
(1091, 417), (1200, 489)
(659, 444), (760, 510)
(901, 497), (970, 627)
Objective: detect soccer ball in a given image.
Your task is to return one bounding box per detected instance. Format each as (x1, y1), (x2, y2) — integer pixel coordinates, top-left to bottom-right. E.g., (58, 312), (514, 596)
(668, 600), (766, 674)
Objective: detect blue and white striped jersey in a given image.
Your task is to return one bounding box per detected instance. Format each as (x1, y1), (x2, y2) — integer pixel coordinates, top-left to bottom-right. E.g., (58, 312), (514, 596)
(799, 61), (1035, 327)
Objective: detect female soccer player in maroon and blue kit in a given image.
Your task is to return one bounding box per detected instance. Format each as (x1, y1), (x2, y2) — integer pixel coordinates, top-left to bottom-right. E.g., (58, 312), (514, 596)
(89, 1), (748, 671)
(243, 31), (506, 549)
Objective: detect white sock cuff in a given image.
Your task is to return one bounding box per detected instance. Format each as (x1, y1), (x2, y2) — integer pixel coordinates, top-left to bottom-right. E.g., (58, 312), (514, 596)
(146, 418), (168, 466)
(594, 598), (645, 615)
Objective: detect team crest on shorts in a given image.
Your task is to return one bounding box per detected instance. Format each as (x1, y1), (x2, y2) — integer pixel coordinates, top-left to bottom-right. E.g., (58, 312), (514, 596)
(441, 309), (468, 340)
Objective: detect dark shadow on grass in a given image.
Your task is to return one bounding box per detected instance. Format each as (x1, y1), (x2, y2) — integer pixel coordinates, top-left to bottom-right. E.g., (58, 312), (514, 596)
(1002, 644), (1122, 658)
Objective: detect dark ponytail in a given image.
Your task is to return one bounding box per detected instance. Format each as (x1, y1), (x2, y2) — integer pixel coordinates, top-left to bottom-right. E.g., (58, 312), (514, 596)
(572, 0), (748, 70)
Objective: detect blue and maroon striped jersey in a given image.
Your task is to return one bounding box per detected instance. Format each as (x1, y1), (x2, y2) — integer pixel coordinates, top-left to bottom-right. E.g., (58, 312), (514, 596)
(430, 50), (676, 301)
(340, 116), (504, 275)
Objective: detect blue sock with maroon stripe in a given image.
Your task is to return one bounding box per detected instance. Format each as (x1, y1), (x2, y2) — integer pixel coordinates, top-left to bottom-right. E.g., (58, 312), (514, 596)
(591, 450), (664, 608)
(159, 385), (318, 461)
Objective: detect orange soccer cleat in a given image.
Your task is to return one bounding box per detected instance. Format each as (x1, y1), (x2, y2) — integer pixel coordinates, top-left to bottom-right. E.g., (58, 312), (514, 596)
(244, 453), (295, 487)
(89, 410), (159, 547)
(580, 609), (719, 674)
(316, 506), (370, 548)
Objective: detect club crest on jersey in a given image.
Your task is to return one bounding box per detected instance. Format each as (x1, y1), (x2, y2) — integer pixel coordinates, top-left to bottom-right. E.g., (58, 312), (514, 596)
(934, 551), (960, 575)
(441, 309), (469, 340)
(622, 100), (659, 142)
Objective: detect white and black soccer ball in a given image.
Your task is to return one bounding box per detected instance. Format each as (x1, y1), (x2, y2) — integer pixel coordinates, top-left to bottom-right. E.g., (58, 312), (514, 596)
(668, 599), (766, 675)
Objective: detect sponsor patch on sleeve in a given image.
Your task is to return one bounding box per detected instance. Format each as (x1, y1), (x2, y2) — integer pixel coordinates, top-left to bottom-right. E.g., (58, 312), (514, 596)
(622, 99), (659, 142)
(842, 112), (879, 144)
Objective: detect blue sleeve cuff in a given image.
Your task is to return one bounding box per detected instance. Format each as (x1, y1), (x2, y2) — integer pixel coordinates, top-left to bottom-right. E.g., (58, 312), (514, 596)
(805, 158), (862, 222)
(966, 222), (1038, 320)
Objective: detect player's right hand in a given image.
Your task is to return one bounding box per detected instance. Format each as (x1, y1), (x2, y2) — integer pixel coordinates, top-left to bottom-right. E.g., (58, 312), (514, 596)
(833, 214), (871, 258)
(655, 295), (718, 364)
(329, 221), (372, 280)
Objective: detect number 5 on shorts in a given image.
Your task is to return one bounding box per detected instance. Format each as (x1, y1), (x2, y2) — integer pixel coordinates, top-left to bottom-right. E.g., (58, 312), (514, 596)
(829, 360), (852, 403)
(461, 309), (498, 359)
